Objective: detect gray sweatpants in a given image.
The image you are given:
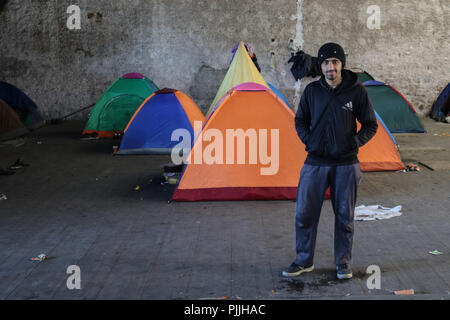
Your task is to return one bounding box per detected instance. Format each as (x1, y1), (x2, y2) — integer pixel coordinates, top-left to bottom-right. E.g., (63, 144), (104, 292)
(294, 163), (362, 267)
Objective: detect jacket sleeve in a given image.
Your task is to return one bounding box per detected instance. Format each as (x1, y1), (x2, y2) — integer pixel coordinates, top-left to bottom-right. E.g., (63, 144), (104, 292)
(354, 86), (378, 147)
(295, 88), (312, 146)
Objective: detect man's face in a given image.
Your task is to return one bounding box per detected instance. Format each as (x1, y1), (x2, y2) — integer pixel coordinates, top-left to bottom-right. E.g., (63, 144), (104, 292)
(321, 58), (342, 82)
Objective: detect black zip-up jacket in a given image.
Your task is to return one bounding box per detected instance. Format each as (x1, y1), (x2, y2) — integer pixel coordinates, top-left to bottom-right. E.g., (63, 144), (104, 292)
(295, 69), (378, 166)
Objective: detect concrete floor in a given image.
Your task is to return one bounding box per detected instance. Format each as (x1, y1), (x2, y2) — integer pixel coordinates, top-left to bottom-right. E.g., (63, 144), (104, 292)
(0, 117), (449, 300)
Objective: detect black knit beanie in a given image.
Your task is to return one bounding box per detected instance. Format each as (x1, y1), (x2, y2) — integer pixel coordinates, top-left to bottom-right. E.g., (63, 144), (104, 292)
(317, 42), (346, 67)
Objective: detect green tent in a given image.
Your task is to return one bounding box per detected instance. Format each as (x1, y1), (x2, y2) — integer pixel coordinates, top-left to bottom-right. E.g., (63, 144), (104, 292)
(82, 73), (159, 138)
(349, 68), (375, 83)
(364, 80), (425, 133)
(356, 71), (374, 84)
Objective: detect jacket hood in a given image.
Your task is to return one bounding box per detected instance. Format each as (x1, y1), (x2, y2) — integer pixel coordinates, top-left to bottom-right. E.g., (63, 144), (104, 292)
(319, 69), (359, 93)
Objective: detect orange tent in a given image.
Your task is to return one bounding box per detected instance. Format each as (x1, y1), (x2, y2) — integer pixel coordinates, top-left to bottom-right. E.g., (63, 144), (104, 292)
(358, 119), (405, 172)
(0, 99), (29, 141)
(172, 83), (404, 201)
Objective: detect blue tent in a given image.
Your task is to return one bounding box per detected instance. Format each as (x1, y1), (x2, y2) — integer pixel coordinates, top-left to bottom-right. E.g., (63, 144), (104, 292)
(0, 81), (44, 129)
(117, 89), (205, 155)
(430, 83), (450, 121)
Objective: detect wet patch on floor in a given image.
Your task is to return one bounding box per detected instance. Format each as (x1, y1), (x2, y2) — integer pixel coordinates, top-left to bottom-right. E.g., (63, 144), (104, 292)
(278, 269), (369, 294)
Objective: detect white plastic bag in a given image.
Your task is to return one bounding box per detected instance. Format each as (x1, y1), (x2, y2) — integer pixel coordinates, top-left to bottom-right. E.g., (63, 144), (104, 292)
(355, 205), (402, 221)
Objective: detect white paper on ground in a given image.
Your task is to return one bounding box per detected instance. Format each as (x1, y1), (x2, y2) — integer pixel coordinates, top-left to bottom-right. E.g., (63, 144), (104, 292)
(355, 205), (402, 221)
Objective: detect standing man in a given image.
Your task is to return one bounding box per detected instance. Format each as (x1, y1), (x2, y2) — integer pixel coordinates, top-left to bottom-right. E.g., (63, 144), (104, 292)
(282, 43), (378, 280)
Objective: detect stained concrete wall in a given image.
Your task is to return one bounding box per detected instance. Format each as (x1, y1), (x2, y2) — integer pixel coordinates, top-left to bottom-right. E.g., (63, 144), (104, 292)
(0, 0), (448, 119)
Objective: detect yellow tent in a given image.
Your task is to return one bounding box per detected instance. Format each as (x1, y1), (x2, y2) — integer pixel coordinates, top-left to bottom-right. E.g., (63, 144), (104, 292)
(206, 41), (268, 116)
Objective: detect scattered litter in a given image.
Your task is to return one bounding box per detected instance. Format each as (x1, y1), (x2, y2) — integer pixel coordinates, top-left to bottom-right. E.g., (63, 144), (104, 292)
(0, 167), (15, 175)
(429, 250), (443, 256)
(394, 289), (414, 295)
(80, 132), (99, 140)
(162, 172), (180, 185)
(433, 133), (450, 137)
(9, 158), (30, 170)
(0, 194), (7, 201)
(0, 137), (27, 147)
(355, 205), (402, 221)
(162, 163), (184, 173)
(397, 163), (420, 172)
(31, 254), (47, 261)
(406, 163), (420, 171)
(2, 138), (27, 148)
(37, 141), (42, 145)
(134, 185), (141, 191)
(112, 146), (119, 154)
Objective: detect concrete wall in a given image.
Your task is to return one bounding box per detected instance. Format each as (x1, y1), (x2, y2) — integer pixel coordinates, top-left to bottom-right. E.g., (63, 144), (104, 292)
(300, 0), (450, 115)
(0, 0), (448, 119)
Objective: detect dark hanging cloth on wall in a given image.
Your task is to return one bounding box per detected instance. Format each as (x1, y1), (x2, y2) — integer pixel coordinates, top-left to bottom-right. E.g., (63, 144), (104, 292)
(251, 55), (261, 73)
(288, 50), (321, 81)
